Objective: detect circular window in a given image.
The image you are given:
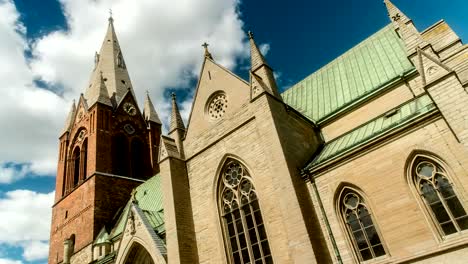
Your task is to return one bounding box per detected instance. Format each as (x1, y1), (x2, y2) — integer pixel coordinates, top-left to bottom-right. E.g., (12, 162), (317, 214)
(207, 92), (227, 120)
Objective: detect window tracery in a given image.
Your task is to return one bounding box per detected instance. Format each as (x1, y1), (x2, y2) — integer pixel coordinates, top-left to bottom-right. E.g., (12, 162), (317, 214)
(220, 160), (272, 264)
(412, 158), (468, 236)
(207, 92), (227, 120)
(340, 190), (386, 261)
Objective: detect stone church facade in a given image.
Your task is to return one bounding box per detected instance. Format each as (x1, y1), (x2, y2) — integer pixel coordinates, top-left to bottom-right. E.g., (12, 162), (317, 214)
(48, 1), (468, 263)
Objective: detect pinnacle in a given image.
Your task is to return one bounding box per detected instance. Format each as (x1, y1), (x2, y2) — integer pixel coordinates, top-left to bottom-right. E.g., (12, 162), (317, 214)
(248, 30), (267, 70)
(144, 92), (162, 124)
(170, 93), (185, 132)
(61, 100), (76, 135)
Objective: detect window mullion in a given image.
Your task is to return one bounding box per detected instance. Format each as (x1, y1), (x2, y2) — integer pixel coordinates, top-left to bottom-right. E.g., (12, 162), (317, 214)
(249, 202), (266, 263)
(434, 182), (461, 232)
(240, 205), (254, 263)
(357, 209), (375, 258)
(231, 209), (245, 264)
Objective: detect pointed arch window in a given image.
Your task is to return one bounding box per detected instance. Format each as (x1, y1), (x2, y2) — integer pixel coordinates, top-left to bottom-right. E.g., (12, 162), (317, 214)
(340, 190), (386, 261)
(219, 159), (273, 264)
(412, 158), (468, 235)
(72, 147), (81, 187)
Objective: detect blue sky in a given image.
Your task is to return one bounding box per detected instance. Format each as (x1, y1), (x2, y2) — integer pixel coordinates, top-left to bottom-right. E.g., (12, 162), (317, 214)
(0, 0), (466, 263)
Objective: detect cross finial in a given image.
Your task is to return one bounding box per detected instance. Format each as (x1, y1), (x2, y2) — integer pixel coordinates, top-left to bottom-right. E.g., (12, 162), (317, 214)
(247, 31), (254, 39)
(146, 90), (150, 95)
(171, 92), (176, 100)
(202, 42), (213, 59)
(108, 9), (114, 22)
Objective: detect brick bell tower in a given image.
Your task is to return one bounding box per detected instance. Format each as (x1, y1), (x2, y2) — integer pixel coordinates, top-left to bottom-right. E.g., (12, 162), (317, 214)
(48, 16), (162, 264)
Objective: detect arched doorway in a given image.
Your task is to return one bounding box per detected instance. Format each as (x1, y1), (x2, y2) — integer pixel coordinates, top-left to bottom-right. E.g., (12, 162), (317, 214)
(124, 243), (154, 264)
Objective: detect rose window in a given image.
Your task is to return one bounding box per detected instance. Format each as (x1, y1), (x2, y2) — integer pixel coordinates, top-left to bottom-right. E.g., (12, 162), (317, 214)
(208, 92), (227, 120)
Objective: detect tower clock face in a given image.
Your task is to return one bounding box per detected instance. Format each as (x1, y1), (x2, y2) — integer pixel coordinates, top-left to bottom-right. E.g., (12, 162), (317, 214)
(123, 102), (137, 116)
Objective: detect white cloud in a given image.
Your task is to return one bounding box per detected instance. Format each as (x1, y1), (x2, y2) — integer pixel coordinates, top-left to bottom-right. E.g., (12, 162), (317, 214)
(0, 0), (67, 177)
(259, 43), (270, 56)
(0, 0), (249, 182)
(0, 258), (22, 264)
(0, 190), (54, 262)
(21, 241), (49, 262)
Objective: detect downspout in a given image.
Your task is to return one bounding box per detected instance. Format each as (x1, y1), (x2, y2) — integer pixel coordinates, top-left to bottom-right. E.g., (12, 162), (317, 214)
(310, 175), (343, 264)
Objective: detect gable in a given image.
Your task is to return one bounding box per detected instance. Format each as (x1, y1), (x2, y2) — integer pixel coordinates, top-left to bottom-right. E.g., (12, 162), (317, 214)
(184, 58), (250, 142)
(282, 24), (415, 123)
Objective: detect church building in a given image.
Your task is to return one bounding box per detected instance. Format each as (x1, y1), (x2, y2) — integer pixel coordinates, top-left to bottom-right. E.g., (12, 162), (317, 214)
(48, 1), (468, 263)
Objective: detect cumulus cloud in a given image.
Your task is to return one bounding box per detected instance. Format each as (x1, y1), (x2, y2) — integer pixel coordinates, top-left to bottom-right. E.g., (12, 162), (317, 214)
(0, 0), (250, 182)
(21, 241), (49, 262)
(0, 190), (54, 262)
(0, 0), (67, 177)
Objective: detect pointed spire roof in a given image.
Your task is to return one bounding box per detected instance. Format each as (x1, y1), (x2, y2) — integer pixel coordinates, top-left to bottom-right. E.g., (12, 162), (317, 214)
(202, 42), (213, 60)
(87, 71), (112, 107)
(248, 31), (268, 70)
(84, 15), (135, 107)
(61, 100), (76, 135)
(384, 0), (410, 25)
(169, 93), (185, 132)
(144, 91), (162, 124)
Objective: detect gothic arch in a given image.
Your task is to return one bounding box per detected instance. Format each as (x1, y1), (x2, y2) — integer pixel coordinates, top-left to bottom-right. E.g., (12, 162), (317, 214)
(406, 151), (468, 237)
(217, 157), (273, 264)
(335, 184), (387, 262)
(123, 242), (154, 264)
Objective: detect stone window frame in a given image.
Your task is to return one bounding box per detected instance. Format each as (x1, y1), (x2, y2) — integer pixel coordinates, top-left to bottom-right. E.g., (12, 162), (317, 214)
(407, 153), (468, 240)
(336, 186), (389, 263)
(217, 158), (273, 264)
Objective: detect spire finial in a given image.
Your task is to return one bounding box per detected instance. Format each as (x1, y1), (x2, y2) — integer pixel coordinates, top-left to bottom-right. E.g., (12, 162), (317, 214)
(108, 9), (113, 23)
(247, 31), (254, 39)
(202, 42), (213, 59)
(171, 92), (176, 100)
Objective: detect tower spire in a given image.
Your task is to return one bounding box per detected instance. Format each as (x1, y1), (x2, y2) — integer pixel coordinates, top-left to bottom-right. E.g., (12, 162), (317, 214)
(170, 93), (185, 132)
(144, 91), (162, 124)
(248, 31), (281, 100)
(84, 15), (134, 107)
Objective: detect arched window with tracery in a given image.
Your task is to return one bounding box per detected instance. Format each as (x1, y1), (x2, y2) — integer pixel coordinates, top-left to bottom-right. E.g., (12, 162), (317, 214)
(219, 159), (272, 264)
(339, 189), (386, 261)
(411, 157), (468, 236)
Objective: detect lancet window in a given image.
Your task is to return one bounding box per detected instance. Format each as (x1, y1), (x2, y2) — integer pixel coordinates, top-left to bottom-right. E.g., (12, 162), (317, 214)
(340, 190), (386, 261)
(412, 158), (468, 235)
(219, 159), (273, 264)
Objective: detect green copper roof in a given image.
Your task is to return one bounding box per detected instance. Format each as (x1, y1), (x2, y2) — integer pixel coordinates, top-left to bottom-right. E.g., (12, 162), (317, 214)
(282, 24), (415, 122)
(306, 94), (436, 170)
(110, 174), (164, 239)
